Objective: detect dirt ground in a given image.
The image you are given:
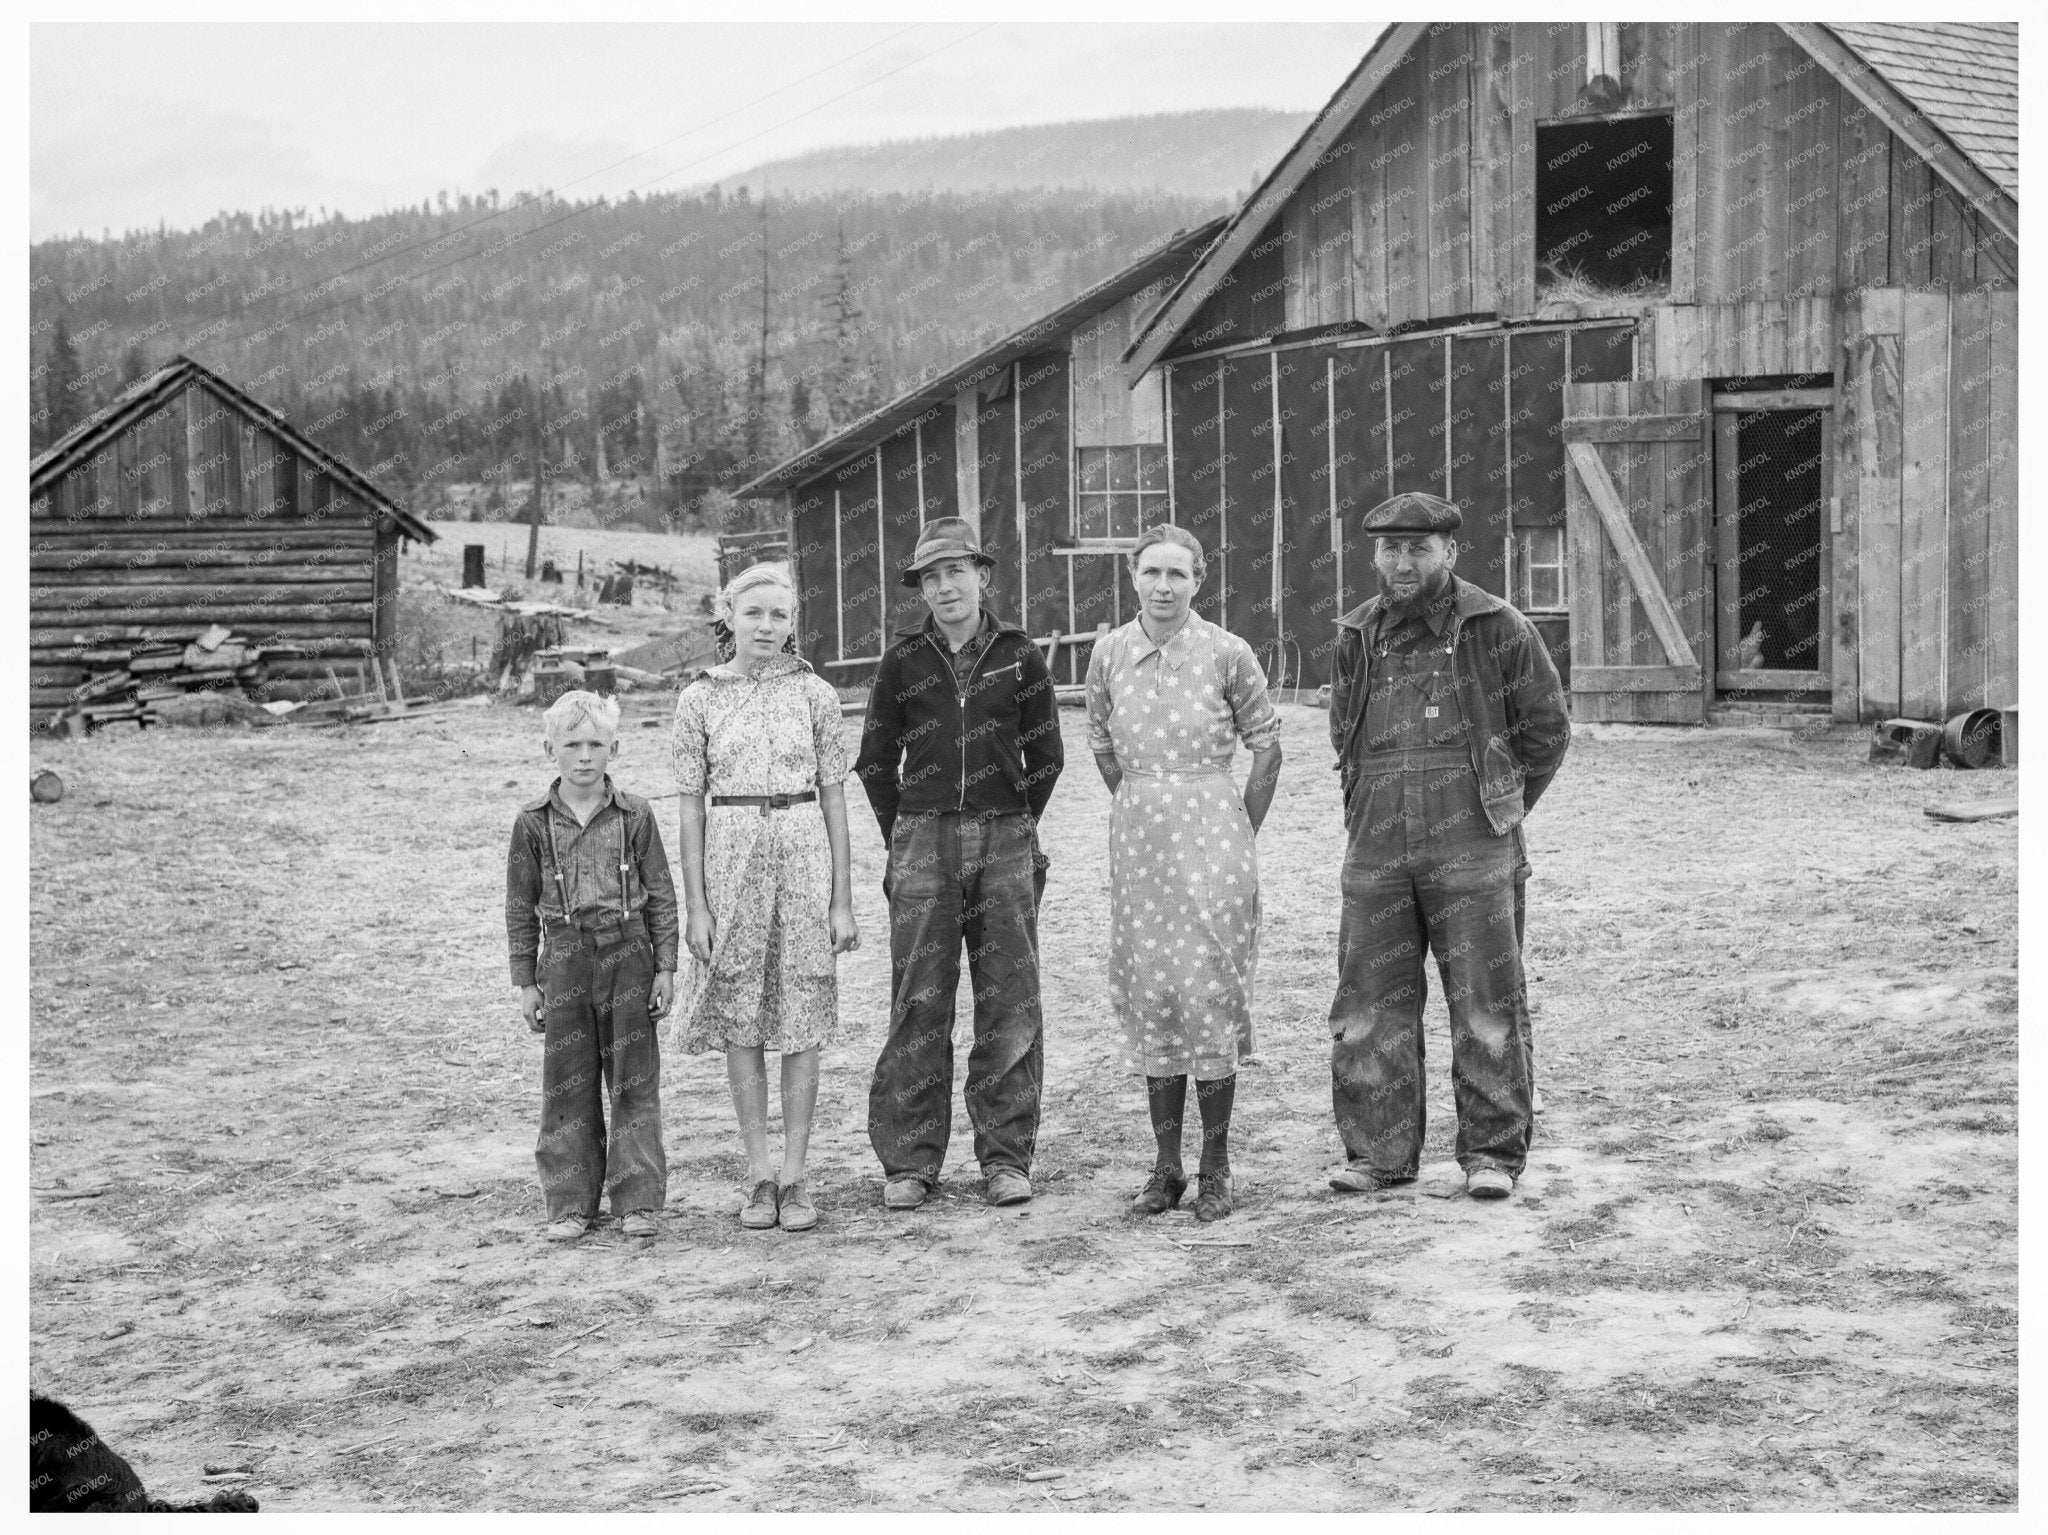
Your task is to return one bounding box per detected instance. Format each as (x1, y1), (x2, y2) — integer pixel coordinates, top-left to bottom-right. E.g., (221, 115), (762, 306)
(28, 692), (2017, 1511)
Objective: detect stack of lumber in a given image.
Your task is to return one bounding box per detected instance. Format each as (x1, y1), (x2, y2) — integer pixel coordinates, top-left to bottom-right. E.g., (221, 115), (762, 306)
(46, 624), (298, 732)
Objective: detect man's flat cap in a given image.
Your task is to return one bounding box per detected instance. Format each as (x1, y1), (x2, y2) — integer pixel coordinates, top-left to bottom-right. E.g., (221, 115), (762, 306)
(900, 516), (995, 587)
(1361, 491), (1462, 535)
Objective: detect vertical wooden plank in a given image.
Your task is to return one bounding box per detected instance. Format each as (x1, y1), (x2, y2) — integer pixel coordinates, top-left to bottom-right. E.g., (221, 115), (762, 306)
(1854, 293), (1904, 718)
(1284, 184), (1316, 332)
(1831, 300), (1863, 720)
(1760, 300), (1789, 375)
(1896, 290), (1948, 718)
(1835, 99), (1890, 297)
(1982, 287), (2018, 709)
(1381, 48), (1427, 327)
(1623, 21), (1675, 107)
(1928, 181), (1968, 289)
(1565, 393), (1607, 678)
(879, 427), (924, 635)
(1944, 286), (1992, 711)
(1450, 333), (1509, 597)
(1692, 23), (1732, 303)
(1757, 30), (1792, 302)
(1669, 24), (1700, 305)
(1888, 133), (1933, 287)
(1426, 23), (1473, 319)
(1388, 338), (1443, 498)
(1280, 347), (1337, 682)
(1783, 47), (1836, 297)
(1018, 351), (1071, 642)
(1603, 391), (1637, 671)
(1714, 410), (1742, 677)
(1220, 354), (1276, 649)
(1473, 25), (1512, 315)
(1351, 118), (1389, 330)
(1168, 361), (1224, 625)
(1507, 24), (1538, 317)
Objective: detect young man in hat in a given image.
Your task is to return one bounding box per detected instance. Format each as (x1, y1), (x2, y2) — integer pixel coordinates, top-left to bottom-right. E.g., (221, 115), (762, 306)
(1324, 491), (1569, 1201)
(853, 517), (1064, 1210)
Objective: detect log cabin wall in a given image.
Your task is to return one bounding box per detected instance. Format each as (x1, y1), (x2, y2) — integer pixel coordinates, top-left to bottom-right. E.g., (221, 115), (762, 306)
(29, 372), (409, 724)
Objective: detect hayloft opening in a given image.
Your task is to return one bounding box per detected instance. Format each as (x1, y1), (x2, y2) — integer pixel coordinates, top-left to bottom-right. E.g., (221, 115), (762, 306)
(1535, 115), (1673, 301)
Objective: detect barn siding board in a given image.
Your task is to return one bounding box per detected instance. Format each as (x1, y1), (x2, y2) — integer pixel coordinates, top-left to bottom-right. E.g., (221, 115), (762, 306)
(1381, 47), (1429, 326)
(1169, 362), (1226, 626)
(1350, 110), (1390, 329)
(1782, 50), (1838, 296)
(1387, 337), (1443, 497)
(1277, 347), (1336, 682)
(973, 386), (1020, 622)
(1982, 287), (2017, 709)
(1670, 23), (1702, 303)
(922, 403), (958, 525)
(1425, 23), (1474, 318)
(1475, 24), (1516, 315)
(1896, 290), (1950, 718)
(1451, 333), (1510, 597)
(1506, 28), (1537, 315)
(1017, 351), (1070, 640)
(837, 452), (884, 664)
(1332, 348), (1391, 615)
(1888, 133), (1934, 286)
(1509, 330), (1568, 527)
(1220, 354), (1277, 653)
(1837, 101), (1892, 292)
(879, 429), (925, 637)
(789, 481), (836, 666)
(1944, 286), (1993, 712)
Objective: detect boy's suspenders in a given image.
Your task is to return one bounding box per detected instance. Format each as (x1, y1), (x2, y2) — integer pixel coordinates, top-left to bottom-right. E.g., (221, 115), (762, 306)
(539, 798), (645, 935)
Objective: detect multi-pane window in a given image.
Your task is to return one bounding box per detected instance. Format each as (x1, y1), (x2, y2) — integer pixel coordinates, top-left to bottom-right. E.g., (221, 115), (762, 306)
(1075, 446), (1169, 541)
(1516, 526), (1569, 612)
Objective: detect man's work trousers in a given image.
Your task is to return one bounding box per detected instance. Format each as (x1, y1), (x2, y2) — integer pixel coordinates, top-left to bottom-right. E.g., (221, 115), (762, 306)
(869, 810), (1044, 1184)
(536, 920), (667, 1220)
(1329, 755), (1532, 1179)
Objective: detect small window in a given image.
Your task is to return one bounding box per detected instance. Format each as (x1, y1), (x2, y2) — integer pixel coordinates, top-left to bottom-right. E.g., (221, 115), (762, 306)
(1516, 527), (1569, 612)
(1075, 445), (1168, 541)
(1535, 114), (1673, 301)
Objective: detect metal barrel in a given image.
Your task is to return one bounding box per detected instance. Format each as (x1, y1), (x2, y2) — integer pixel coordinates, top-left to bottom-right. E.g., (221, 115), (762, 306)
(1940, 708), (2002, 769)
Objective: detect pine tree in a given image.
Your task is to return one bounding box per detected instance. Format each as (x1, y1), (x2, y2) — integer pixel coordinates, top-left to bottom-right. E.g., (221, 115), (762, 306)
(823, 220), (866, 429)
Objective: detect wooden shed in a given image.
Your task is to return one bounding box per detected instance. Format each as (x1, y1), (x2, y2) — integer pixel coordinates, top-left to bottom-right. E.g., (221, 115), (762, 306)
(738, 220), (1224, 686)
(1123, 22), (2017, 722)
(29, 354), (437, 725)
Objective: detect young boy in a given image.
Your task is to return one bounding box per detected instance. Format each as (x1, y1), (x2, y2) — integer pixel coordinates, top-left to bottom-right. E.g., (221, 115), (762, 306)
(506, 690), (680, 1241)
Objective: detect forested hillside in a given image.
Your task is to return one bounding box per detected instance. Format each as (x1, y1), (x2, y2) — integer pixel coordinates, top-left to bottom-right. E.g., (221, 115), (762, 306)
(30, 179), (1224, 525)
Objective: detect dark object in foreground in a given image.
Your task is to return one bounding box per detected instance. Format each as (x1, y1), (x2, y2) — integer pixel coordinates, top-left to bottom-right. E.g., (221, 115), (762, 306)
(29, 1393), (258, 1512)
(30, 769), (63, 803)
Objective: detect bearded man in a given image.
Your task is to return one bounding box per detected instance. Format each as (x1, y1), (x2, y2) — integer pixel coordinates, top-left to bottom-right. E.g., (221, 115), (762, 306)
(1324, 492), (1570, 1201)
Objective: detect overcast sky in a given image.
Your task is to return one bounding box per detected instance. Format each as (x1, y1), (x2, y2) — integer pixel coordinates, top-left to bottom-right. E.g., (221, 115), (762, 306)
(29, 21), (1384, 242)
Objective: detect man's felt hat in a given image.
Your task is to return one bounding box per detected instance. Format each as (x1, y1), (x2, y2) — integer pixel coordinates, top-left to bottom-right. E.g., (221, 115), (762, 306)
(900, 516), (995, 587)
(1361, 491), (1463, 536)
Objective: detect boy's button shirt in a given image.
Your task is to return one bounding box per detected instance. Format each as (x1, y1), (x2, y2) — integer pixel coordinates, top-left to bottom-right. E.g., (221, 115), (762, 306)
(537, 776), (634, 922)
(944, 612), (996, 689)
(506, 773), (681, 988)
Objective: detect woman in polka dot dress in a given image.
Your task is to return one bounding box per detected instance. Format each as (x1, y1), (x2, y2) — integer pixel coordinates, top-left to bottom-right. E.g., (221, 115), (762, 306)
(1084, 525), (1284, 1223)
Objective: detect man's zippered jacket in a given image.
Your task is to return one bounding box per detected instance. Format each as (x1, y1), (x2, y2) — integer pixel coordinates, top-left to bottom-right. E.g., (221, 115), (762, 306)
(852, 608), (1064, 844)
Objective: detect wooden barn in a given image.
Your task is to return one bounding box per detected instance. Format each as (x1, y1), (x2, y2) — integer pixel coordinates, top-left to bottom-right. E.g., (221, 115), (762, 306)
(29, 354), (437, 725)
(1118, 21), (2017, 722)
(738, 219), (1225, 685)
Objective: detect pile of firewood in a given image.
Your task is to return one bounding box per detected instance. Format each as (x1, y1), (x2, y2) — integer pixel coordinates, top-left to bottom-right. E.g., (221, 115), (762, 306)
(48, 624), (297, 734)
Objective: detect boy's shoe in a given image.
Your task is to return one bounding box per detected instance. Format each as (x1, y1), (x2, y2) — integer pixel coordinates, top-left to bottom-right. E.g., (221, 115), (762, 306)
(985, 1169), (1032, 1207)
(543, 1214), (589, 1243)
(1193, 1172), (1233, 1222)
(1467, 1167), (1514, 1200)
(883, 1176), (929, 1211)
(1329, 1163), (1416, 1194)
(620, 1211), (658, 1239)
(1131, 1168), (1188, 1215)
(740, 1180), (780, 1230)
(777, 1181), (818, 1232)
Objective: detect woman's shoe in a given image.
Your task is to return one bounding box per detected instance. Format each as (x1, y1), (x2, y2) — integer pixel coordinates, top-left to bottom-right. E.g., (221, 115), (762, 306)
(740, 1179), (780, 1230)
(1193, 1172), (1233, 1222)
(1131, 1168), (1188, 1215)
(777, 1180), (818, 1232)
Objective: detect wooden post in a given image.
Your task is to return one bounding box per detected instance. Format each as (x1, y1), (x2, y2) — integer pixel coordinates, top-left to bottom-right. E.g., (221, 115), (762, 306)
(526, 361), (546, 581)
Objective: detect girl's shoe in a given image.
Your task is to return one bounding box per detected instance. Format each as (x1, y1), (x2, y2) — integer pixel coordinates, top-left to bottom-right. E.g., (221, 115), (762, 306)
(543, 1214), (590, 1243)
(777, 1181), (818, 1232)
(1131, 1168), (1188, 1215)
(1193, 1172), (1233, 1222)
(740, 1180), (780, 1230)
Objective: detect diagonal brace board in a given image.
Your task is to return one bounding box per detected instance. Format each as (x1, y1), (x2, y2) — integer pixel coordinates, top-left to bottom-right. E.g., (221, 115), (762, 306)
(1565, 439), (1700, 670)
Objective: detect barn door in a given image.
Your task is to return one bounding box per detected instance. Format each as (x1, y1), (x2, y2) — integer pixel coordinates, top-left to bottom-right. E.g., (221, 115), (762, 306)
(1561, 380), (1711, 723)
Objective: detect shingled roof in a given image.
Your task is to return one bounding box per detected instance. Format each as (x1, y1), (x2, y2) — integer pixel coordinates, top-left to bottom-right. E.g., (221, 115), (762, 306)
(1827, 22), (2017, 200)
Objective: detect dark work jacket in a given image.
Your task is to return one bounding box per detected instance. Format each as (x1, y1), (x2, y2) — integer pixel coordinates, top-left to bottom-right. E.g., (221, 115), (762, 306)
(853, 607), (1064, 844)
(1329, 576), (1570, 835)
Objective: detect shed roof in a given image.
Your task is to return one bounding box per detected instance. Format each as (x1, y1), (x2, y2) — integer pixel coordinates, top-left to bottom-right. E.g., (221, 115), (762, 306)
(736, 217), (1226, 499)
(1125, 22), (2019, 380)
(30, 354), (437, 544)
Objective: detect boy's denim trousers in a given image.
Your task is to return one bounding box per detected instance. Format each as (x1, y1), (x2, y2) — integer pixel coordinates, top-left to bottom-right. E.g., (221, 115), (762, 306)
(868, 810), (1044, 1185)
(536, 920), (667, 1220)
(1328, 758), (1533, 1179)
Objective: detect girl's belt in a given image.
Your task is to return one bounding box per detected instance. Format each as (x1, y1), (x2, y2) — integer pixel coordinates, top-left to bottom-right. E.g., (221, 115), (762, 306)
(1121, 764), (1228, 779)
(711, 791), (817, 812)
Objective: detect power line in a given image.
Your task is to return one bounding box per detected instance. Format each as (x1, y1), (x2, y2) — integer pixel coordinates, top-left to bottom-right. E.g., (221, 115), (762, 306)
(188, 24), (995, 362)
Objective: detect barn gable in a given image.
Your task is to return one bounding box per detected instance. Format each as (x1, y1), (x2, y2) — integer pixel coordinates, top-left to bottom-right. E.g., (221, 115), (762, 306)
(1126, 22), (2018, 378)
